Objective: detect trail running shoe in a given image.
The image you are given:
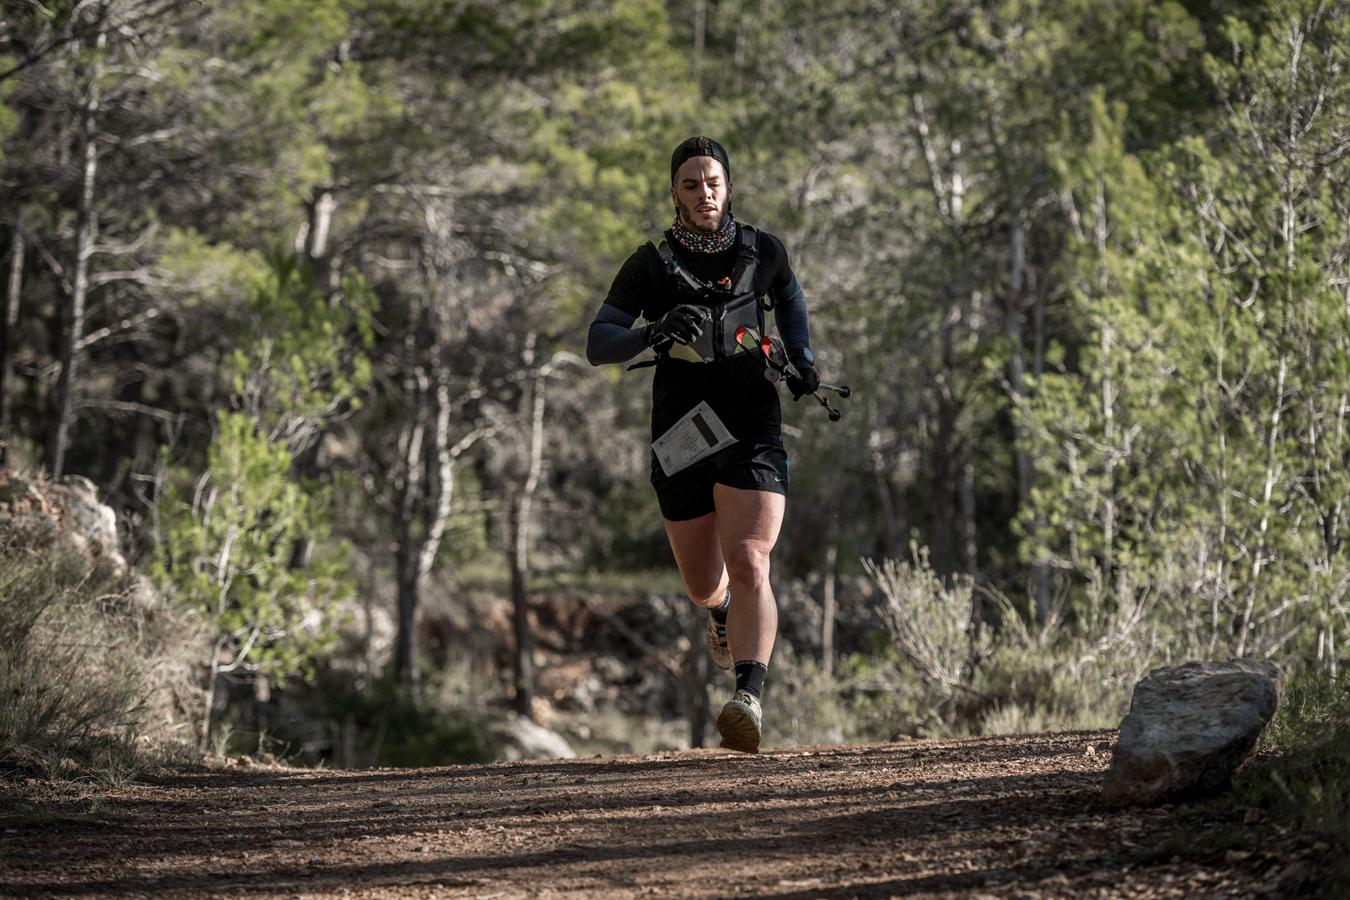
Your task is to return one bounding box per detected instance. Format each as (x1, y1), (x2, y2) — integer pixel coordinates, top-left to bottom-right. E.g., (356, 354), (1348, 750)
(706, 611), (732, 670)
(717, 690), (763, 754)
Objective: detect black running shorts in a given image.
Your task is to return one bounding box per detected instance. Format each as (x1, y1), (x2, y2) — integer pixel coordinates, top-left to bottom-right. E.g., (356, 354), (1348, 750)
(650, 440), (789, 522)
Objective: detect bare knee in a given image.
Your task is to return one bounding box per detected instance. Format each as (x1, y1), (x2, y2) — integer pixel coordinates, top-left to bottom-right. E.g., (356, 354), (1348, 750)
(682, 570), (727, 608)
(724, 542), (772, 594)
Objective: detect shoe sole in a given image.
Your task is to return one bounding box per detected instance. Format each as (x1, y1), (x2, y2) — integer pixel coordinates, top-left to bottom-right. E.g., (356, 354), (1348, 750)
(717, 704), (761, 754)
(708, 643), (732, 670)
(706, 623), (732, 670)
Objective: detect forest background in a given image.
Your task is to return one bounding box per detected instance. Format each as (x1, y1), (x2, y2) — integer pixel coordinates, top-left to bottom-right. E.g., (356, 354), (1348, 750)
(2, 0), (1349, 838)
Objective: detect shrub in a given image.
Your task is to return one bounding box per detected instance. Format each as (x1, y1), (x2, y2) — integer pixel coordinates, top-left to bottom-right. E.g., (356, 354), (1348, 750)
(865, 547), (1158, 735)
(216, 666), (496, 768)
(1236, 667), (1350, 887)
(153, 411), (351, 746)
(761, 642), (940, 745)
(762, 645), (850, 747)
(0, 545), (203, 779)
(328, 675), (494, 768)
(864, 546), (990, 696)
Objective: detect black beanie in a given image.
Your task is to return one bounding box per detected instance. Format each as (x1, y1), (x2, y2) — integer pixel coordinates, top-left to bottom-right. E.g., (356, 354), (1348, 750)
(670, 136), (731, 184)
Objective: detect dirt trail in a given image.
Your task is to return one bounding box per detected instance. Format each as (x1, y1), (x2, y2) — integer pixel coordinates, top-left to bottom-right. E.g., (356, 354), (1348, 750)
(0, 731), (1322, 898)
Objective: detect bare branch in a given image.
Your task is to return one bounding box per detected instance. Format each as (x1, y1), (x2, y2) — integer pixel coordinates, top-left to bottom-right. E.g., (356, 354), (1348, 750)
(74, 396), (175, 421)
(76, 307), (163, 353)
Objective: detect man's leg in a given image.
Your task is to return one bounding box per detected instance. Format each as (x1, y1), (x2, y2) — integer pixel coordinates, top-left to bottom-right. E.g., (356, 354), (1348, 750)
(712, 484), (784, 663)
(663, 511), (728, 610)
(711, 484), (784, 753)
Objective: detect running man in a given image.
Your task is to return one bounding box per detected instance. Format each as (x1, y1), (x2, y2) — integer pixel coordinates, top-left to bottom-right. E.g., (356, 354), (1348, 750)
(585, 136), (818, 753)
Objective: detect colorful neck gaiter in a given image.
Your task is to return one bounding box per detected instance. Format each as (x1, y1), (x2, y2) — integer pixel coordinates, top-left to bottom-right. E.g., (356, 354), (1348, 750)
(671, 211), (737, 254)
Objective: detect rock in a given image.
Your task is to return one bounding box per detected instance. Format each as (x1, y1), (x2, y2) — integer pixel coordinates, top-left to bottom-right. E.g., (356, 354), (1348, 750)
(1102, 659), (1281, 806)
(0, 470), (126, 577)
(492, 713), (577, 762)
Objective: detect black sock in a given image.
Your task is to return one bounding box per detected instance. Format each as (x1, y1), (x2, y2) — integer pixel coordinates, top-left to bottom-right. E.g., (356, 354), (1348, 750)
(710, 589), (730, 626)
(734, 660), (768, 699)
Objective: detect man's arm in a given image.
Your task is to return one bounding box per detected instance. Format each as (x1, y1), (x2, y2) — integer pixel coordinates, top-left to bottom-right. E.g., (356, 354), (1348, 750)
(769, 237), (814, 366)
(772, 271), (813, 366)
(586, 249), (651, 366)
(589, 302), (714, 365)
(586, 302), (648, 365)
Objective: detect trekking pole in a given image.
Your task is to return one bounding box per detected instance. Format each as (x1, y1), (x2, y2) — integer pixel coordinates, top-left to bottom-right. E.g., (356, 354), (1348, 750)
(734, 327), (851, 421)
(810, 388), (843, 421)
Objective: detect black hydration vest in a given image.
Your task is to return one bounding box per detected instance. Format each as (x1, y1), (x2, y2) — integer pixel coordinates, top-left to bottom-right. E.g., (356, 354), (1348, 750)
(653, 224), (769, 364)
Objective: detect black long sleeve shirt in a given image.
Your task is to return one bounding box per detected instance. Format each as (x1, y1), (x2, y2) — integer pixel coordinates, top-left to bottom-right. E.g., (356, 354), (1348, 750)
(586, 224), (811, 444)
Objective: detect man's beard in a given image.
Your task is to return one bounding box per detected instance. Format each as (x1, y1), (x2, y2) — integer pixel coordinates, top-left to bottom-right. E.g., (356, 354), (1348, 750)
(676, 199), (726, 234)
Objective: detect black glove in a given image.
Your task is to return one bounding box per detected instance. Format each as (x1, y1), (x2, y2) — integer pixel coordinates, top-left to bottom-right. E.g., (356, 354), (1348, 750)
(786, 352), (820, 400)
(642, 304), (710, 349)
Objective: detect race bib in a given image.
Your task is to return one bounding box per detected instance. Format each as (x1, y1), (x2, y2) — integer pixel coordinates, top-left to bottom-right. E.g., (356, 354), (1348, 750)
(652, 401), (737, 477)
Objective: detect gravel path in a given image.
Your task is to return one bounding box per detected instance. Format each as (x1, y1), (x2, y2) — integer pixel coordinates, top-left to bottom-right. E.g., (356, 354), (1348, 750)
(0, 731), (1325, 898)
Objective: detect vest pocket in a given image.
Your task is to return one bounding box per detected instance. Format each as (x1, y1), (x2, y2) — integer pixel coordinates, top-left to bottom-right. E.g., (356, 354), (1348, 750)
(719, 293), (762, 358)
(685, 318), (716, 362)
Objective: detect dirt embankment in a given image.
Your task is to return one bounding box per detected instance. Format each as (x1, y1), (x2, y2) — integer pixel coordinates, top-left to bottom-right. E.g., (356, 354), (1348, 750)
(0, 731), (1327, 898)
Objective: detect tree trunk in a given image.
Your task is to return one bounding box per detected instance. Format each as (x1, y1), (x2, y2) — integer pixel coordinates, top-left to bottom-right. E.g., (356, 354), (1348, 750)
(959, 456), (978, 575)
(684, 611), (709, 747)
(392, 348), (427, 688)
(201, 646), (223, 753)
(1030, 257), (1052, 620)
(1100, 323), (1117, 586)
(1006, 214), (1051, 620)
(822, 540), (837, 678)
(510, 341), (547, 719)
(389, 215), (463, 690)
(508, 493), (535, 718)
(391, 364), (457, 692)
(393, 534), (420, 690)
(417, 371), (455, 585)
(48, 52), (102, 477)
(302, 188), (337, 294)
(871, 430), (905, 558)
(0, 231), (23, 465)
(912, 87), (969, 577)
(692, 0), (707, 75)
(1007, 215), (1031, 507)
(932, 314), (961, 576)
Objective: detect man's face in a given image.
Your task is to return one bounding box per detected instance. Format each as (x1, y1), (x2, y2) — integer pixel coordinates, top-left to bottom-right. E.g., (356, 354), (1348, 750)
(671, 156), (731, 234)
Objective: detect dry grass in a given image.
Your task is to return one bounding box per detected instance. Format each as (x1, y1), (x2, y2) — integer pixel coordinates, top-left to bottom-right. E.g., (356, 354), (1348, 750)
(0, 544), (207, 781)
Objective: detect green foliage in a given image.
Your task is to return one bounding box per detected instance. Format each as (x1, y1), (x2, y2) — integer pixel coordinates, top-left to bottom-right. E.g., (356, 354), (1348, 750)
(151, 242), (372, 743)
(509, 0), (694, 322)
(157, 227), (270, 309)
(11, 0), (1350, 770)
(866, 544), (1158, 735)
(209, 0), (369, 198)
(764, 643), (948, 745)
(344, 677), (494, 768)
(1022, 89), (1181, 577)
(227, 248), (375, 443)
(154, 411), (349, 684)
(0, 60), (17, 158)
(241, 669), (495, 768)
(1236, 667), (1350, 888)
(762, 646), (849, 747)
(1019, 1), (1350, 669)
(161, 0), (404, 244)
(865, 546), (995, 695)
(579, 476), (669, 572)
